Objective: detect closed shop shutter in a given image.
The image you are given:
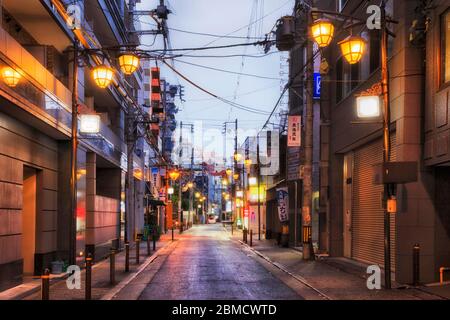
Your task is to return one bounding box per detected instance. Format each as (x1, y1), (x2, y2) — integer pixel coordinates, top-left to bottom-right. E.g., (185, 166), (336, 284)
(352, 134), (396, 270)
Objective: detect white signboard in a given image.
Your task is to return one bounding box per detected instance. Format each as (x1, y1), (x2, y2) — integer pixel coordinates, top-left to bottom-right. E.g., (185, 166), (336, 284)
(288, 116), (301, 147)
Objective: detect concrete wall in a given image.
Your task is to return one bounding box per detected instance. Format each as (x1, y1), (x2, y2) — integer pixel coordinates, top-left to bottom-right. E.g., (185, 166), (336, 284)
(0, 110), (58, 290)
(85, 153), (120, 260)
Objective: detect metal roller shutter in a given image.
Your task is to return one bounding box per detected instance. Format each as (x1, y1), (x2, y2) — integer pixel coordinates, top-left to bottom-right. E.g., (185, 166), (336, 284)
(352, 134), (396, 270)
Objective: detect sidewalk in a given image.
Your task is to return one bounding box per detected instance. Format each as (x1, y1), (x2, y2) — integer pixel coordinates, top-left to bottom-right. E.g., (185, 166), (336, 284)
(226, 226), (448, 300)
(0, 229), (182, 300)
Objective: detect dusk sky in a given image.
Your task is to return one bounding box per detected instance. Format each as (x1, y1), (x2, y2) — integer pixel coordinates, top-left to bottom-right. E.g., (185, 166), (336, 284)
(136, 0), (294, 166)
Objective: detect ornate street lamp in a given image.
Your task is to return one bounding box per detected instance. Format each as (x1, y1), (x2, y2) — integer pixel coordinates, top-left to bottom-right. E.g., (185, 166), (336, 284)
(233, 173), (239, 181)
(1, 67), (21, 87)
(234, 153), (243, 162)
(226, 168), (232, 176)
(92, 65), (114, 88)
(169, 169), (180, 181)
(118, 53), (140, 75)
(338, 36), (366, 65)
(187, 182), (194, 189)
(195, 192), (201, 198)
(311, 19), (335, 48)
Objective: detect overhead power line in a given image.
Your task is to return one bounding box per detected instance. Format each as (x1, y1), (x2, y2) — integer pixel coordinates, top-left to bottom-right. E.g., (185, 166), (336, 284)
(172, 59), (281, 80)
(162, 61), (271, 116)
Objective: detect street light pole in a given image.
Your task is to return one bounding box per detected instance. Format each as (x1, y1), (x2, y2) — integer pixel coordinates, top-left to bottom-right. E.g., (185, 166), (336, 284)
(380, 0), (392, 290)
(256, 135), (261, 240)
(70, 40), (79, 265)
(302, 2), (314, 261)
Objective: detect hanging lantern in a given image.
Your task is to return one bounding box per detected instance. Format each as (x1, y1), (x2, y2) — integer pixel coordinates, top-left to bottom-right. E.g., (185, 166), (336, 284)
(226, 168), (232, 176)
(339, 36), (366, 64)
(118, 53), (140, 75)
(2, 67), (21, 87)
(222, 179), (228, 186)
(233, 173), (239, 180)
(195, 192), (201, 198)
(311, 19), (335, 48)
(169, 170), (180, 181)
(92, 65), (114, 88)
(245, 159), (252, 167)
(234, 153), (243, 162)
(187, 182), (194, 189)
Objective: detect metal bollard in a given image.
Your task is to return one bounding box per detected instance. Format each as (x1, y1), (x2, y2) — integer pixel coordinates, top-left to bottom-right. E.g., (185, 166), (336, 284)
(41, 268), (50, 300)
(413, 243), (420, 286)
(125, 242), (130, 272)
(147, 236), (151, 256)
(250, 230), (253, 247)
(243, 229), (247, 243)
(136, 239), (140, 264)
(172, 226), (174, 241)
(85, 253), (93, 300)
(231, 224), (234, 235)
(152, 233), (156, 251)
(110, 248), (116, 285)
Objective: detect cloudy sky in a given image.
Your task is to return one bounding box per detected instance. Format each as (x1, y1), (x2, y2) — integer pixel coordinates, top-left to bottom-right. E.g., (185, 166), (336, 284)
(136, 0), (295, 166)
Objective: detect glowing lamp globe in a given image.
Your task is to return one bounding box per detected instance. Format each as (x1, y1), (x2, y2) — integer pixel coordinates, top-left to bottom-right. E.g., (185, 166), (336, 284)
(2, 67), (21, 87)
(92, 65), (114, 88)
(169, 170), (180, 181)
(339, 36), (366, 64)
(118, 53), (140, 75)
(311, 19), (335, 48)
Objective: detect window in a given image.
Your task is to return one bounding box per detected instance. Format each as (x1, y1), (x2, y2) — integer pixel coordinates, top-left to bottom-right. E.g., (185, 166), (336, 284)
(443, 9), (450, 84)
(336, 57), (360, 103)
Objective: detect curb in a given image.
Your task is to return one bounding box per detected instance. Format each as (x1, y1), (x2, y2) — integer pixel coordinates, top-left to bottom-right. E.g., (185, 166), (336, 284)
(101, 240), (178, 300)
(237, 240), (332, 300)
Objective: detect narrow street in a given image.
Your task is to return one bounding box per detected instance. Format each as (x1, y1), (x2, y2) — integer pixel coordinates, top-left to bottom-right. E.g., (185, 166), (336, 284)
(128, 224), (302, 300)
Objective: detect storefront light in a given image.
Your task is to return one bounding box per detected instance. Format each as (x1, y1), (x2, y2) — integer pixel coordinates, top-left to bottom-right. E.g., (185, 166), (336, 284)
(356, 95), (381, 118)
(167, 187), (174, 195)
(79, 114), (101, 134)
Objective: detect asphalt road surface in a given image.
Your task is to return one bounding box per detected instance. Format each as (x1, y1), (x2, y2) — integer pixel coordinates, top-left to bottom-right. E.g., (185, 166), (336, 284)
(138, 224), (302, 300)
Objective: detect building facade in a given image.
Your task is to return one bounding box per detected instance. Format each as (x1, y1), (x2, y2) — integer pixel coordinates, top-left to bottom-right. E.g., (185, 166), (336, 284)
(0, 0), (163, 291)
(296, 0), (450, 284)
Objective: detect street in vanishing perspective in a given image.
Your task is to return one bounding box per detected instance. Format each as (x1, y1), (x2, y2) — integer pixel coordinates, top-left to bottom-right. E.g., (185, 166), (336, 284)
(1, 0), (450, 308)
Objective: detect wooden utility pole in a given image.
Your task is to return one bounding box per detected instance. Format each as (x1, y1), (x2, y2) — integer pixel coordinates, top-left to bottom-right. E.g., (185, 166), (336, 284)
(302, 0), (314, 260)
